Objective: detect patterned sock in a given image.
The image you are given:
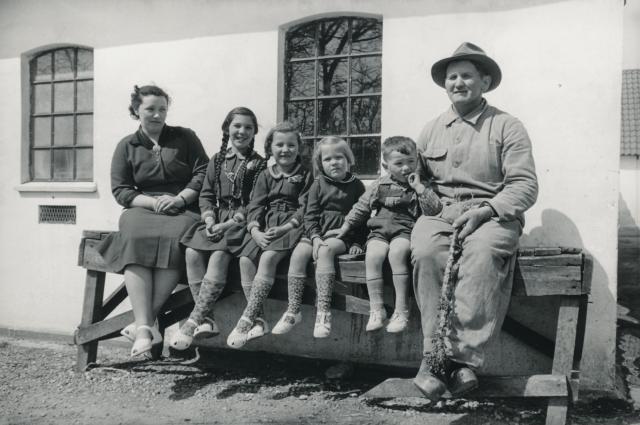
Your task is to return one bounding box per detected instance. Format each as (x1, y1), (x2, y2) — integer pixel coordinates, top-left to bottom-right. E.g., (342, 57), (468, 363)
(316, 272), (336, 312)
(392, 272), (410, 312)
(188, 280), (201, 301)
(242, 280), (265, 319)
(189, 278), (226, 324)
(243, 276), (275, 323)
(287, 275), (307, 314)
(366, 277), (385, 311)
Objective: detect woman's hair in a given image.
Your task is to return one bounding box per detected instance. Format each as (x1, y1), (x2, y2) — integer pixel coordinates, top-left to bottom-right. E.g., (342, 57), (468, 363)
(312, 136), (355, 177)
(263, 121), (302, 161)
(215, 107), (261, 200)
(128, 85), (170, 119)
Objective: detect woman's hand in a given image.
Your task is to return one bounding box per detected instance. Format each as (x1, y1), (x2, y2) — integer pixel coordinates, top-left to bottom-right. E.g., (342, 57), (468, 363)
(251, 228), (271, 249)
(349, 244), (364, 255)
(312, 237), (326, 260)
(154, 195), (184, 215)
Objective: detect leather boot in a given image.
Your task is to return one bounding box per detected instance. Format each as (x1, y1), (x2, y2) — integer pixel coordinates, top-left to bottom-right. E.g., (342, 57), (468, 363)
(449, 365), (479, 396)
(412, 357), (447, 401)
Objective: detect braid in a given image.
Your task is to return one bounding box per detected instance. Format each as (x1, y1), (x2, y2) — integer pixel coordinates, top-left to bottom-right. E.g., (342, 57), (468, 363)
(248, 158), (267, 203)
(215, 133), (229, 200)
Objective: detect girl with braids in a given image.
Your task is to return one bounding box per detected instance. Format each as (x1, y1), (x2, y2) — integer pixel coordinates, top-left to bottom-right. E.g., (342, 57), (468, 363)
(271, 136), (366, 338)
(227, 121), (313, 349)
(169, 107), (266, 350)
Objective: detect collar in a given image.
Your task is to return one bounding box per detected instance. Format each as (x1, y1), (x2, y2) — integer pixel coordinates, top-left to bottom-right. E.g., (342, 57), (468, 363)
(321, 172), (356, 184)
(225, 147), (251, 160)
(130, 125), (167, 146)
(379, 174), (411, 190)
(268, 163), (302, 179)
(444, 99), (488, 127)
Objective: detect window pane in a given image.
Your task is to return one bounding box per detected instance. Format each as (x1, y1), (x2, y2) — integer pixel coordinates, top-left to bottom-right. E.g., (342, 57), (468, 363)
(318, 58), (348, 96)
(318, 99), (346, 135)
(76, 148), (93, 179)
(299, 139), (315, 170)
(351, 19), (382, 53)
(54, 116), (74, 146)
(77, 49), (93, 78)
(286, 101), (315, 137)
(287, 23), (315, 58)
(33, 117), (51, 147)
(287, 62), (315, 98)
(76, 115), (93, 146)
(77, 80), (93, 112)
(351, 56), (382, 94)
(318, 19), (348, 56)
(53, 149), (74, 180)
(33, 53), (52, 82)
(33, 84), (51, 114)
(54, 82), (74, 112)
(33, 149), (51, 180)
(351, 97), (381, 134)
(350, 137), (380, 175)
(54, 48), (74, 80)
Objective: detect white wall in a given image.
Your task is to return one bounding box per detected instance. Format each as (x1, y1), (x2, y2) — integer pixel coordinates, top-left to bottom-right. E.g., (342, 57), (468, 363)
(0, 0), (623, 392)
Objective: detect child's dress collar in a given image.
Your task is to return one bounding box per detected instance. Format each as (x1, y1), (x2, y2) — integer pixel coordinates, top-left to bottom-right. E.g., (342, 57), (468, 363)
(268, 163), (302, 179)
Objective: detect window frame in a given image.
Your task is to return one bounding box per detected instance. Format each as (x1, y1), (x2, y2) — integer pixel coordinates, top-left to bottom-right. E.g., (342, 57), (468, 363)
(279, 14), (383, 179)
(21, 44), (94, 184)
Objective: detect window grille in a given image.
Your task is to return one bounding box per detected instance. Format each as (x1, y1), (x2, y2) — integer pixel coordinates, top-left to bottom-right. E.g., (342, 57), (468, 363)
(39, 205), (76, 224)
(30, 47), (94, 181)
(284, 17), (382, 177)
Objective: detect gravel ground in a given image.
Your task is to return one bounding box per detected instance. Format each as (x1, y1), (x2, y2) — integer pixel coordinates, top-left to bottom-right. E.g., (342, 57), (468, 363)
(0, 334), (638, 425)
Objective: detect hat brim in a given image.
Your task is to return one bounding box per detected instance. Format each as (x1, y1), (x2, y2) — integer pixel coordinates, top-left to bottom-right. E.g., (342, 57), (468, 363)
(431, 53), (502, 92)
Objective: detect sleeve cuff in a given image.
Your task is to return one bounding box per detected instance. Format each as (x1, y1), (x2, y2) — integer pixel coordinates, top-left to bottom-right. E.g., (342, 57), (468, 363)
(289, 218), (300, 228)
(247, 221), (260, 232)
(232, 212), (246, 223)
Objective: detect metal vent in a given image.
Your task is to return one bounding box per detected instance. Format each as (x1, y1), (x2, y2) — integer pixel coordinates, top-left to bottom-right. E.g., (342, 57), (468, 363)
(39, 205), (76, 224)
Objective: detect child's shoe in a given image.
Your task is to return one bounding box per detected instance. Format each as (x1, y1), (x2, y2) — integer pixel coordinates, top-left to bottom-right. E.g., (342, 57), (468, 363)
(194, 317), (220, 339)
(386, 310), (409, 333)
(227, 316), (253, 349)
(313, 312), (332, 338)
(169, 318), (198, 350)
(365, 308), (387, 331)
(247, 317), (270, 341)
(272, 312), (302, 335)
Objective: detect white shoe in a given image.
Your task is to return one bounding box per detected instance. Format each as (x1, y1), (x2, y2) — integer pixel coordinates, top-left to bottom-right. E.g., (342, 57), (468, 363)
(194, 317), (220, 339)
(313, 312), (332, 338)
(227, 317), (252, 349)
(247, 317), (270, 341)
(366, 309), (387, 332)
(130, 325), (154, 358)
(386, 310), (409, 333)
(272, 312), (302, 335)
(169, 318), (197, 351)
(123, 321), (163, 344)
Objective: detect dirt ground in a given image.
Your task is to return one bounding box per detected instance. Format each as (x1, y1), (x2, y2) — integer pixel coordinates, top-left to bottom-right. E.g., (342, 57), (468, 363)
(0, 333), (638, 425)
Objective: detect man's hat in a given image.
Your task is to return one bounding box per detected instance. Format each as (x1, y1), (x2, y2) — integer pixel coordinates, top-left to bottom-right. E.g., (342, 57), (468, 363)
(431, 42), (502, 92)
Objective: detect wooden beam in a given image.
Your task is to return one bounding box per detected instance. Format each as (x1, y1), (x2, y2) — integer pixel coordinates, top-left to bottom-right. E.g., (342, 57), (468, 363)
(76, 270), (105, 371)
(100, 282), (127, 320)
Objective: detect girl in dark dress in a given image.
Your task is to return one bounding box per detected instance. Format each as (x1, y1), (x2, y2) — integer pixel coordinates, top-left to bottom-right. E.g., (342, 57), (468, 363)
(271, 137), (366, 338)
(97, 85), (209, 357)
(169, 107), (266, 350)
(226, 122), (313, 349)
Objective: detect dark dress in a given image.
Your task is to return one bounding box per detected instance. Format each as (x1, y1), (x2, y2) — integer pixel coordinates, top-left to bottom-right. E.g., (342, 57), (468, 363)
(303, 173), (367, 247)
(239, 163), (313, 261)
(97, 125), (209, 273)
(180, 149), (266, 254)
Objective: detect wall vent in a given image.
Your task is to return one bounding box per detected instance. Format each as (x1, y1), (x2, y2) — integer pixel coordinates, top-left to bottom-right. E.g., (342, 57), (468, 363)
(39, 205), (76, 224)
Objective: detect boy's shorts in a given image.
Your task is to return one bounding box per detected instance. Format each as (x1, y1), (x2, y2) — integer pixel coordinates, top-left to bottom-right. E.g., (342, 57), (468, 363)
(366, 216), (414, 244)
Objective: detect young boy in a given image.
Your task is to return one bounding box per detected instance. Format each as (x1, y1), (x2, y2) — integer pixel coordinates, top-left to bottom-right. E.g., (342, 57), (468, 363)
(330, 136), (442, 332)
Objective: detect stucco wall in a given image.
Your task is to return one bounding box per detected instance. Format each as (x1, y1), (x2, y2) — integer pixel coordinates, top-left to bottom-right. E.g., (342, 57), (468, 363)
(0, 0), (623, 393)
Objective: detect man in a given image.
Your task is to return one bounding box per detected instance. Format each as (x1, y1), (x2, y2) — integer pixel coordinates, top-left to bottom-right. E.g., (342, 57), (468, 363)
(411, 42), (538, 399)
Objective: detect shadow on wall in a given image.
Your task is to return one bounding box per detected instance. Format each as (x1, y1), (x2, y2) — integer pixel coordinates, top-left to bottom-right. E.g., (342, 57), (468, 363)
(617, 194), (640, 321)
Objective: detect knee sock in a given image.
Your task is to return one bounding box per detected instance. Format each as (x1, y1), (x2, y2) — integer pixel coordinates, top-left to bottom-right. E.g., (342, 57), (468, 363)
(188, 280), (215, 321)
(287, 275), (307, 314)
(242, 276), (275, 326)
(366, 277), (385, 311)
(392, 272), (410, 313)
(242, 280), (265, 320)
(189, 278), (226, 328)
(316, 272), (335, 312)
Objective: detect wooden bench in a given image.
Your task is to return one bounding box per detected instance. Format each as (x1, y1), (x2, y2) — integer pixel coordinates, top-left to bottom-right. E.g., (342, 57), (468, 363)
(75, 230), (591, 425)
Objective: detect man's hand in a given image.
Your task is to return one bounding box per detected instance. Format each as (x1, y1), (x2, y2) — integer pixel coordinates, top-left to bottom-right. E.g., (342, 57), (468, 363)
(452, 206), (493, 240)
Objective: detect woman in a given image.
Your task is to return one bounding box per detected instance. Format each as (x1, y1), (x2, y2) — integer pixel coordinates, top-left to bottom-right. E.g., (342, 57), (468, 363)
(98, 85), (209, 357)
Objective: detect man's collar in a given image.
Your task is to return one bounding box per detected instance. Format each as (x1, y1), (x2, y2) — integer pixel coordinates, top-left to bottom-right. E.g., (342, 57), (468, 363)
(445, 99), (488, 126)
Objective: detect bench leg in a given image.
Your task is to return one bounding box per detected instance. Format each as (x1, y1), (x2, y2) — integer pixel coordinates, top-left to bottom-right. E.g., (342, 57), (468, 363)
(76, 270), (105, 371)
(545, 296), (580, 425)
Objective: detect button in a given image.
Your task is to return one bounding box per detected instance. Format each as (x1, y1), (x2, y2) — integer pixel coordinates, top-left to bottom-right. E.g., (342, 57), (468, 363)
(452, 160), (460, 168)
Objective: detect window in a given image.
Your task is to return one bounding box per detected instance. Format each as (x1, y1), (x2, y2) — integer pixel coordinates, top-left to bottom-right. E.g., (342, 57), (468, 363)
(29, 47), (93, 181)
(284, 17), (382, 177)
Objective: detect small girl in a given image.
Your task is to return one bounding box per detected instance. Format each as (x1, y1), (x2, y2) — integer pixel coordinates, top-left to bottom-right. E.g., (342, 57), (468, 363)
(271, 136), (366, 338)
(226, 121), (313, 348)
(169, 107), (267, 350)
(332, 136), (442, 333)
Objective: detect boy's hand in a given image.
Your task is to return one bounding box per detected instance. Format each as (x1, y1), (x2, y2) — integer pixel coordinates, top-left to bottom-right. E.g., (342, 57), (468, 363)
(349, 244), (363, 255)
(407, 173), (426, 193)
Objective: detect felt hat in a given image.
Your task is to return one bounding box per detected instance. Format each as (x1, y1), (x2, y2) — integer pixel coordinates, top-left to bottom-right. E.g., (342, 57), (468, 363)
(431, 42), (502, 92)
